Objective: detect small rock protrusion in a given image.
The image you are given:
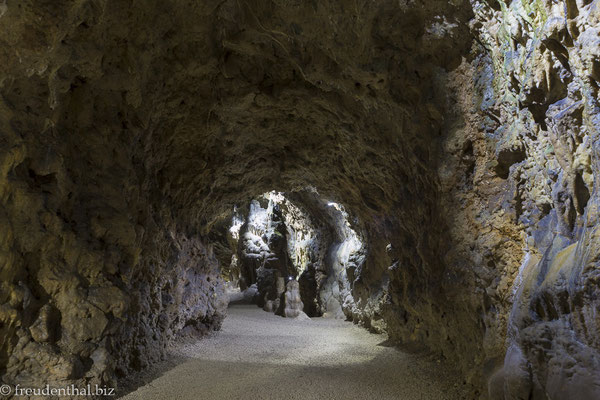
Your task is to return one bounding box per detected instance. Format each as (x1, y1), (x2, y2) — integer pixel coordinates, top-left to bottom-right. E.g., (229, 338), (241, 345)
(29, 304), (59, 343)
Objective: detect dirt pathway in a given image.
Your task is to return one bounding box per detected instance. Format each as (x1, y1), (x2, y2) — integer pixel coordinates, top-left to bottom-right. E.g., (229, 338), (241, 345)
(120, 305), (469, 400)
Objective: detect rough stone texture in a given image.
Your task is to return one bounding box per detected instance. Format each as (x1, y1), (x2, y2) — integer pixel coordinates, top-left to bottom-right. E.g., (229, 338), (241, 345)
(1, 0), (600, 398)
(282, 279), (307, 320)
(440, 1), (600, 398)
(287, 190), (367, 321)
(237, 198), (295, 292)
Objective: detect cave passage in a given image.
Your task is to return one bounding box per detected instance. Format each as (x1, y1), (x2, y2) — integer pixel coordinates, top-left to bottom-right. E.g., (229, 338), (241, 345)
(120, 190), (469, 399)
(219, 190), (366, 321)
(3, 1), (600, 399)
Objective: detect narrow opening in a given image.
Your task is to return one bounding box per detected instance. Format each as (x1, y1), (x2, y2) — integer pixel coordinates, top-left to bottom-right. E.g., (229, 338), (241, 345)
(221, 190), (365, 319)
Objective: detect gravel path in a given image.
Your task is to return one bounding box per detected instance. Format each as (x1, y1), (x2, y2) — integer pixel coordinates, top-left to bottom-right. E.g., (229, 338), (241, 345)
(120, 305), (469, 400)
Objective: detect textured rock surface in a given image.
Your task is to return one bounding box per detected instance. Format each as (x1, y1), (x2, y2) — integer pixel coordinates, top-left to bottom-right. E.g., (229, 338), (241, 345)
(282, 279), (307, 319)
(1, 0), (600, 398)
(461, 1), (600, 398)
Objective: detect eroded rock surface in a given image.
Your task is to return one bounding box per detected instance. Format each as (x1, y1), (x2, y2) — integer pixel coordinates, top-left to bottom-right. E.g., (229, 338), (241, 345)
(440, 1), (600, 398)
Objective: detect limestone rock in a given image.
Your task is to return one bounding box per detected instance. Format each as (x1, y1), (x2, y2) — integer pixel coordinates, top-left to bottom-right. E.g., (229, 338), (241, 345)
(283, 280), (305, 319)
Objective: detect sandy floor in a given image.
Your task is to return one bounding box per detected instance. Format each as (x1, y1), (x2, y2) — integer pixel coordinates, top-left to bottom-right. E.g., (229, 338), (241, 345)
(119, 305), (469, 400)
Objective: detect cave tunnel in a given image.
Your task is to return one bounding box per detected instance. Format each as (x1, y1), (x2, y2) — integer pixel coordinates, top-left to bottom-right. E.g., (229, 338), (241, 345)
(217, 190), (367, 320)
(1, 1), (600, 399)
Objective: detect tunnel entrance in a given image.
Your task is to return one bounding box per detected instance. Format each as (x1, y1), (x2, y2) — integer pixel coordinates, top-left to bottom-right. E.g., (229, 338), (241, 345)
(214, 189), (366, 320)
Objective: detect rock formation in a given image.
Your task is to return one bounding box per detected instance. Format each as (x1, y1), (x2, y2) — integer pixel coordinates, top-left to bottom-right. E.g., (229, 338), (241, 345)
(0, 0), (599, 398)
(282, 279), (306, 319)
(219, 191), (366, 320)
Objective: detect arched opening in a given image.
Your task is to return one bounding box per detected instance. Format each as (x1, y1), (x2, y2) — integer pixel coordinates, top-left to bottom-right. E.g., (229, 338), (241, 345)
(218, 189), (366, 320)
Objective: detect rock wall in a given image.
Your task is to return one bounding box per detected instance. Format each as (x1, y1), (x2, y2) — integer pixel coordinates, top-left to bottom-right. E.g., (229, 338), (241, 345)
(0, 0), (229, 391)
(0, 119), (227, 389)
(338, 1), (600, 397)
(287, 190), (367, 321)
(459, 1), (600, 398)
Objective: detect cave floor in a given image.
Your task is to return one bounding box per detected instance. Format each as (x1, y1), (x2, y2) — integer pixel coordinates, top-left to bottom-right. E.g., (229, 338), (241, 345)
(119, 305), (469, 400)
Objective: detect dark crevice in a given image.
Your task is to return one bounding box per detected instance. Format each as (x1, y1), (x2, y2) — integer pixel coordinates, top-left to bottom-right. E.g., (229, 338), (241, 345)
(574, 172), (590, 215)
